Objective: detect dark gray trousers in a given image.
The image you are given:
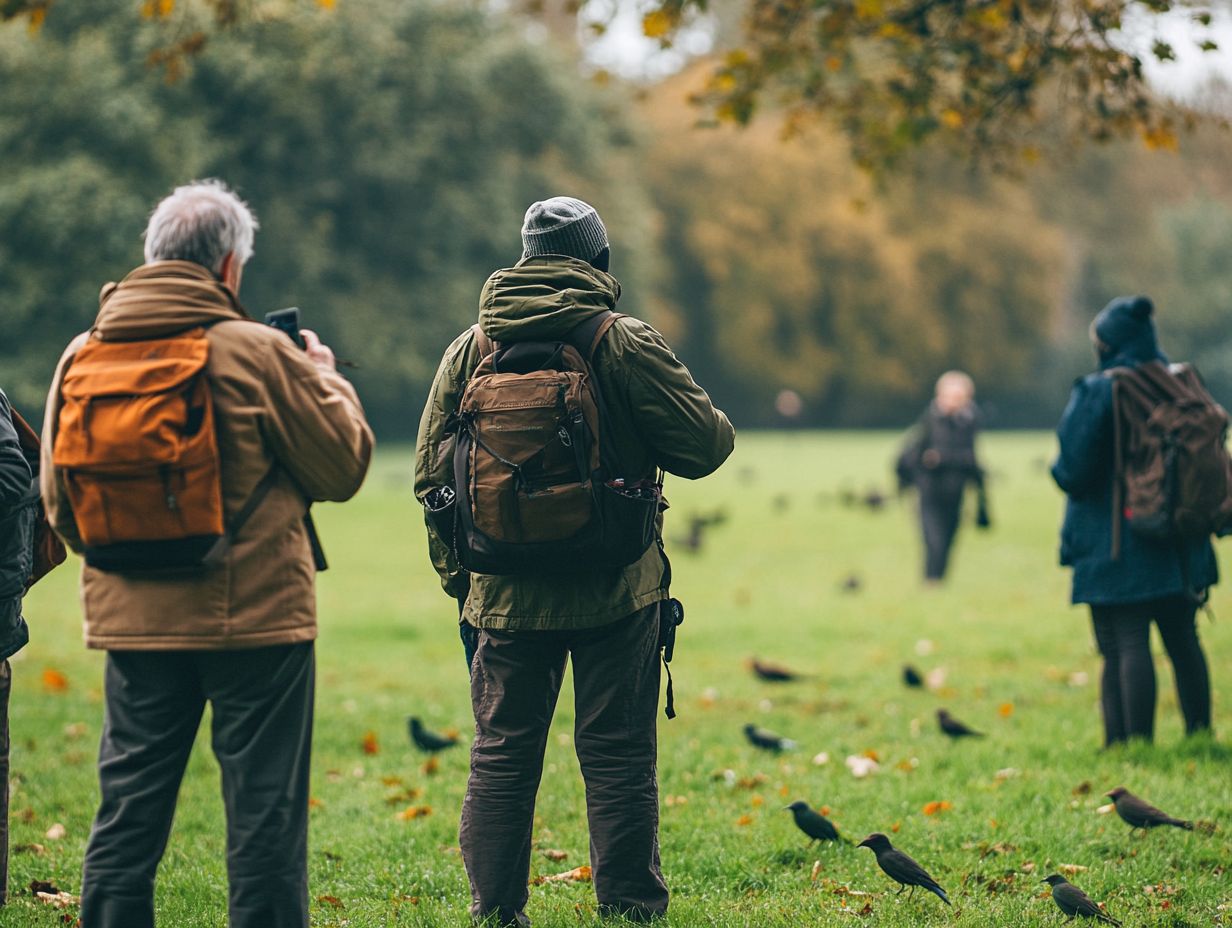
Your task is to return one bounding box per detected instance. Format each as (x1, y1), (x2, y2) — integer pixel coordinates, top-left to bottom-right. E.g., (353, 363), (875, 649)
(460, 605), (668, 926)
(80, 643), (314, 928)
(919, 471), (967, 580)
(1090, 596), (1211, 745)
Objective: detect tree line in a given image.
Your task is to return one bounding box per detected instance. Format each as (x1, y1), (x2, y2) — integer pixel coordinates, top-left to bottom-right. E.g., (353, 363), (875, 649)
(2, 0), (1231, 435)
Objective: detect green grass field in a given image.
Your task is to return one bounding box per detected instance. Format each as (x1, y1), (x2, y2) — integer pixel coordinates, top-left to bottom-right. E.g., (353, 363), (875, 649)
(8, 433), (1231, 926)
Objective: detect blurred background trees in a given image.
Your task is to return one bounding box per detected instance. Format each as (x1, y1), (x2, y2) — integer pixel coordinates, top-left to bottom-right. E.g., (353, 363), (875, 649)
(2, 0), (1231, 434)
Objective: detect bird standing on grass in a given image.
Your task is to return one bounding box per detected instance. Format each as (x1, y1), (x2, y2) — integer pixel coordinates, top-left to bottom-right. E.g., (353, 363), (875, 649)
(937, 708), (984, 739)
(857, 833), (950, 905)
(750, 659), (806, 682)
(784, 801), (844, 845)
(407, 717), (458, 752)
(1042, 874), (1122, 925)
(1106, 786), (1194, 832)
(743, 724), (796, 752)
(902, 665), (924, 688)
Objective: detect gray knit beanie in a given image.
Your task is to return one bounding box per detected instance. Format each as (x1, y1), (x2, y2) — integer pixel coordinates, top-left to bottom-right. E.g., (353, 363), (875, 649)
(520, 196), (609, 262)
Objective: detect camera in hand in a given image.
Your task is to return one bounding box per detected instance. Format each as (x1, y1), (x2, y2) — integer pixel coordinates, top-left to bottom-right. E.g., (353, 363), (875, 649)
(265, 307), (306, 349)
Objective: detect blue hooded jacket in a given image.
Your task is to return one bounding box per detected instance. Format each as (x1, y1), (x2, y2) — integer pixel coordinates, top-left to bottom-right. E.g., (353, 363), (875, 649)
(1051, 296), (1218, 605)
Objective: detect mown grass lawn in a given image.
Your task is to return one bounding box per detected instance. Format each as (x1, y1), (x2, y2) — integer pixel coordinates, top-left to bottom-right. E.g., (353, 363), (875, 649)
(8, 432), (1231, 926)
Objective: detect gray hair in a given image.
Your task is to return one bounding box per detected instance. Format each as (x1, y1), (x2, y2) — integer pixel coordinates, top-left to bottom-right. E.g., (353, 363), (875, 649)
(143, 179), (259, 273)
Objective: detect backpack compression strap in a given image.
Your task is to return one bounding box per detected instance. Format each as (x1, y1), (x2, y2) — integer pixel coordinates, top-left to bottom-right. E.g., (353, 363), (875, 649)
(470, 324), (496, 359)
(565, 311), (625, 361)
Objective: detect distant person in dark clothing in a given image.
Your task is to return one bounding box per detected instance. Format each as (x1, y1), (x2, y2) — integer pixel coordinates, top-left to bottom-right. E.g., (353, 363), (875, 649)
(1052, 295), (1216, 746)
(897, 371), (988, 583)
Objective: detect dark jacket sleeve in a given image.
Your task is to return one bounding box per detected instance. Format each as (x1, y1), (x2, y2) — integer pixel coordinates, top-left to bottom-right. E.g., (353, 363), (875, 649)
(414, 329), (479, 598)
(620, 322), (735, 479)
(0, 392), (32, 508)
(1051, 374), (1113, 499)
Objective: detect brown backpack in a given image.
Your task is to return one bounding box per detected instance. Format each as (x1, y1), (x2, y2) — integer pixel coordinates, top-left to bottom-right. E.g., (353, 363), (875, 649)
(435, 311), (661, 575)
(52, 327), (274, 572)
(1110, 360), (1232, 558)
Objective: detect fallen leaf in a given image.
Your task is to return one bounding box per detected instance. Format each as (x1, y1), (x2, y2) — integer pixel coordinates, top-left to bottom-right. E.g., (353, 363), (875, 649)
(534, 865), (592, 885)
(308, 797), (324, 810)
(1058, 864), (1088, 876)
(735, 814), (754, 826)
(316, 894), (344, 908)
(381, 775), (404, 787)
(1096, 803), (1115, 815)
(810, 860), (822, 882)
(812, 751), (830, 766)
(1072, 781), (1092, 796)
(422, 756), (440, 776)
(542, 849), (568, 862)
(396, 805), (432, 821)
(922, 800), (952, 816)
(890, 821), (901, 833)
(995, 768), (1019, 782)
(819, 805), (832, 816)
(361, 731), (379, 755)
(13, 843), (45, 855)
(63, 722), (87, 739)
(861, 749), (880, 762)
(44, 823), (66, 841)
(751, 795), (764, 807)
(41, 669), (69, 693)
(998, 703), (1014, 718)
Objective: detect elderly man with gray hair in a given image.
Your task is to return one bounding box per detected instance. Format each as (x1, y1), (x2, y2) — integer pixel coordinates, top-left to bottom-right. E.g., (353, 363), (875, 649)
(41, 179), (373, 928)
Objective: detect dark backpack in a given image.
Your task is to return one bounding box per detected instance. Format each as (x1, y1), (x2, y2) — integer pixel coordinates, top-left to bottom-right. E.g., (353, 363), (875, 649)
(1110, 360), (1232, 558)
(430, 311), (661, 576)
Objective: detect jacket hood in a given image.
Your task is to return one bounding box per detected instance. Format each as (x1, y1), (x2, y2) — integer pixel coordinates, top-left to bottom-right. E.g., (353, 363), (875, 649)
(1093, 295), (1166, 370)
(478, 256), (620, 343)
(92, 261), (249, 341)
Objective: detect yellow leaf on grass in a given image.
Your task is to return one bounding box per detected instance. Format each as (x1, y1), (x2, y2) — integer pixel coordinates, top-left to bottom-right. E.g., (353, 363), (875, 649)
(396, 805), (432, 821)
(735, 814), (754, 826)
(922, 800), (952, 816)
(537, 865), (592, 884)
(998, 702), (1014, 718)
(41, 669), (69, 693)
(361, 731), (379, 755)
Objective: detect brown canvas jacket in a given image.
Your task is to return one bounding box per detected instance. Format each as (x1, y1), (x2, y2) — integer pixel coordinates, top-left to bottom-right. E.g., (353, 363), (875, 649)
(415, 256), (735, 631)
(41, 261), (374, 650)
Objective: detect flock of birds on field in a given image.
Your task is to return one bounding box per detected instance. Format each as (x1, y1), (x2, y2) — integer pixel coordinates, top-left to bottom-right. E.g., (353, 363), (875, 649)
(409, 652), (1210, 924)
(401, 484), (1214, 921)
(739, 657), (1209, 923)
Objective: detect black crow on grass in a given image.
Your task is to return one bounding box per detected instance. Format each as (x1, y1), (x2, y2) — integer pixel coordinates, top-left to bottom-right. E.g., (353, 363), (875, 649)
(750, 658), (807, 682)
(407, 717), (458, 753)
(902, 665), (924, 688)
(1106, 786), (1194, 832)
(857, 833), (950, 905)
(784, 801), (846, 845)
(1042, 875), (1121, 925)
(937, 708), (984, 739)
(743, 724), (796, 752)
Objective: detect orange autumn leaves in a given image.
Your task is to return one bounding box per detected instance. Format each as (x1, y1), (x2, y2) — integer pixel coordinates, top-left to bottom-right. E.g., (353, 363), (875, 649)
(41, 668), (69, 693)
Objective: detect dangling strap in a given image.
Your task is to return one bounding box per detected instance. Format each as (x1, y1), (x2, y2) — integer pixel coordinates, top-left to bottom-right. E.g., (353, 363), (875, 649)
(1111, 374), (1125, 561)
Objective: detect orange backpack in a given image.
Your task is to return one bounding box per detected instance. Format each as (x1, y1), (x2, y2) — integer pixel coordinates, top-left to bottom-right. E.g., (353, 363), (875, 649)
(52, 327), (266, 572)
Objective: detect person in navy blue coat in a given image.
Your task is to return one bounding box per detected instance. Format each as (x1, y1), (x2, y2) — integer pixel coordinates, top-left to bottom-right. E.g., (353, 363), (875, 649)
(1052, 295), (1216, 746)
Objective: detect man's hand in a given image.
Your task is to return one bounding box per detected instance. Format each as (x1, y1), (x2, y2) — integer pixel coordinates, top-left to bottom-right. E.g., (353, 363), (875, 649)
(301, 329), (336, 371)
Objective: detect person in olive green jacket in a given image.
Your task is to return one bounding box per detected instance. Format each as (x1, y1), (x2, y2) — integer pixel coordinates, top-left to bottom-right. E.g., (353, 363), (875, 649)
(415, 197), (734, 926)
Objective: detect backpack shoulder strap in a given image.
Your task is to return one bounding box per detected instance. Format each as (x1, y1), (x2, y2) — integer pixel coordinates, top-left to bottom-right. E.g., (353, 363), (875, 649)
(566, 311), (624, 362)
(470, 324), (496, 360)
